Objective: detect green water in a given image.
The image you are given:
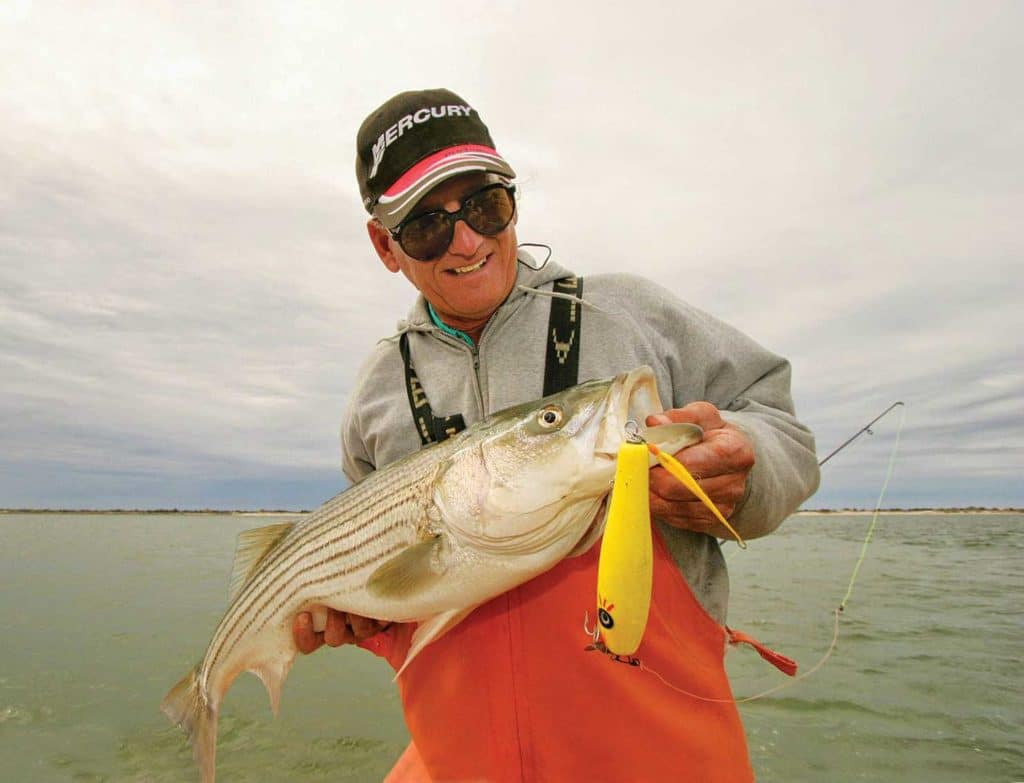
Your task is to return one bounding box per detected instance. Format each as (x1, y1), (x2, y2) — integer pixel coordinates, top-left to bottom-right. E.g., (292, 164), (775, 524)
(0, 513), (1020, 781)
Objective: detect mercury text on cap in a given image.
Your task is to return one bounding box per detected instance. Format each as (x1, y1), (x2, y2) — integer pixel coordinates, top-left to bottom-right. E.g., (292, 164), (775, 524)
(369, 104), (474, 180)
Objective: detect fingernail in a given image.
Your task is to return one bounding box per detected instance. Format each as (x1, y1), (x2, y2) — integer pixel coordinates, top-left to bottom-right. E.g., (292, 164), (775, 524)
(648, 414), (671, 426)
(311, 605), (329, 632)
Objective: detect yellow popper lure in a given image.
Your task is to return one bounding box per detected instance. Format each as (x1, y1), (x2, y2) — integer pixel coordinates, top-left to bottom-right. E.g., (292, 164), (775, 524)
(595, 430), (747, 658)
(595, 440), (652, 657)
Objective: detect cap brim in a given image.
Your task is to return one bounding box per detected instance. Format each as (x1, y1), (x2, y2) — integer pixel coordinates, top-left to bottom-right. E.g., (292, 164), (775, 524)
(373, 144), (516, 230)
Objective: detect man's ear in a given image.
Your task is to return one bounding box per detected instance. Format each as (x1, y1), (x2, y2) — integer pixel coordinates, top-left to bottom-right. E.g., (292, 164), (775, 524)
(367, 219), (401, 273)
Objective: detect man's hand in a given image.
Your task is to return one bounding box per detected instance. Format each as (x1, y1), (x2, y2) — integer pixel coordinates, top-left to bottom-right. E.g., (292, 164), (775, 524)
(646, 402), (754, 536)
(292, 607), (390, 655)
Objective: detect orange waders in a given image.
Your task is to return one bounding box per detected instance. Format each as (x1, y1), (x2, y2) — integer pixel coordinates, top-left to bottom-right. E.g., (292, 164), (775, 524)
(361, 530), (757, 783)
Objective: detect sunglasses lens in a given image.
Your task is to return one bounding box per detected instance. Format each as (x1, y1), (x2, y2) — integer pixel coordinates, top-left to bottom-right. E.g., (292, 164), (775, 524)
(465, 186), (516, 235)
(397, 184), (516, 261)
(399, 212), (452, 261)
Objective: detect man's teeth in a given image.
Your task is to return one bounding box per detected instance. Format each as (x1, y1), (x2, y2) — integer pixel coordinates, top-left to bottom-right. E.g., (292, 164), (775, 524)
(453, 258), (486, 274)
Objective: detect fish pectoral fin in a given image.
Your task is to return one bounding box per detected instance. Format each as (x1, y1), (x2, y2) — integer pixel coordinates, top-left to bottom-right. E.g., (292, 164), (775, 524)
(394, 606), (476, 679)
(229, 521), (295, 602)
(366, 535), (447, 599)
(644, 422), (704, 460)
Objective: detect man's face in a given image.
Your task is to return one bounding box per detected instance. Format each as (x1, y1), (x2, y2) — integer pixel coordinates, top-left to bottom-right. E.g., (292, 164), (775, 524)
(368, 172), (519, 337)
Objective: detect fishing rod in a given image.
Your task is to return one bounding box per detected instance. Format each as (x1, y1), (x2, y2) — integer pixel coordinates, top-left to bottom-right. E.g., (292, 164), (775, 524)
(818, 401), (905, 467)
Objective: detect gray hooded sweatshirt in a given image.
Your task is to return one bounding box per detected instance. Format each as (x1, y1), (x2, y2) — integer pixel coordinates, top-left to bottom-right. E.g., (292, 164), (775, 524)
(341, 252), (820, 622)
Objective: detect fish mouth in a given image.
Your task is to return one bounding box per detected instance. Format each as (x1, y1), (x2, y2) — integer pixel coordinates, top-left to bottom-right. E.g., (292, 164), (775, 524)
(596, 365), (663, 455)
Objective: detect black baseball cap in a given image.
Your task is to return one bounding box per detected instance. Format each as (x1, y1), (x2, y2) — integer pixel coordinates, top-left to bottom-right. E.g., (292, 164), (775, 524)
(355, 88), (516, 230)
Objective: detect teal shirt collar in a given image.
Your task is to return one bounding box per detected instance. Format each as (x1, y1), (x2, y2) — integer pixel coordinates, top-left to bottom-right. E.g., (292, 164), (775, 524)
(427, 302), (475, 348)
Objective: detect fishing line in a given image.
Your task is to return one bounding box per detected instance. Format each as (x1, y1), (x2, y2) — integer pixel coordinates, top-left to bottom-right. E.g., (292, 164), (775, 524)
(638, 609), (841, 704)
(838, 402), (906, 610)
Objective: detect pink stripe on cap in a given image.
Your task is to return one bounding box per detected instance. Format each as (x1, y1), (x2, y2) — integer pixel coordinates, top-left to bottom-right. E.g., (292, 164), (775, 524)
(383, 144), (505, 197)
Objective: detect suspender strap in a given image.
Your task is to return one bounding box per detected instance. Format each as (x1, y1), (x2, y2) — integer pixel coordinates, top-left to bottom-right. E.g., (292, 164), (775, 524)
(399, 332), (467, 446)
(543, 276), (584, 396)
(399, 276), (584, 445)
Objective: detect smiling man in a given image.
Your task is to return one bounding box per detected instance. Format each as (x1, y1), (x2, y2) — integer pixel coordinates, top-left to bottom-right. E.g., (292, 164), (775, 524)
(294, 88), (820, 782)
(367, 172), (521, 343)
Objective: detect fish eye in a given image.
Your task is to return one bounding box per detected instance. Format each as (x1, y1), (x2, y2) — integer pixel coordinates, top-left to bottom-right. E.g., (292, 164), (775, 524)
(598, 608), (614, 629)
(537, 406), (564, 429)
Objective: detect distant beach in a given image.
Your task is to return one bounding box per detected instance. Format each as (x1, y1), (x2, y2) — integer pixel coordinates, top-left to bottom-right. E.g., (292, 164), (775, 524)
(0, 508), (309, 515)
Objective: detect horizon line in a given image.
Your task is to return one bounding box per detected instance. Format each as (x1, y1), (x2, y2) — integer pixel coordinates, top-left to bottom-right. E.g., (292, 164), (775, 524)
(1, 506), (1021, 515)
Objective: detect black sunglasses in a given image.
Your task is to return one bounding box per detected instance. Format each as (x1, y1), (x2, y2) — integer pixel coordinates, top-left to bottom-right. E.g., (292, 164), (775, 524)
(389, 183), (517, 261)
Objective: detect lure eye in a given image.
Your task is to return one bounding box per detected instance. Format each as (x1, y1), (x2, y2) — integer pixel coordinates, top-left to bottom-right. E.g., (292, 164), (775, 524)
(537, 406), (564, 429)
(598, 608), (614, 629)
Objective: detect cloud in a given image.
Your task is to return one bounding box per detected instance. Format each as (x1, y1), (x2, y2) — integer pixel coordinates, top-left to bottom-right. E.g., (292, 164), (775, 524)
(1, 2), (1021, 509)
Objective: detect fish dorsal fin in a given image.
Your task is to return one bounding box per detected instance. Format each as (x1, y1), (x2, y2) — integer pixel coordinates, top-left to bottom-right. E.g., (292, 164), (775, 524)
(367, 535), (446, 599)
(228, 521), (295, 602)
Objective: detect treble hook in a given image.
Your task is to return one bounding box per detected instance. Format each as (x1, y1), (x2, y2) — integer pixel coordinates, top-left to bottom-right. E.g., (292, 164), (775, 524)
(582, 611), (600, 642)
(583, 611), (641, 664)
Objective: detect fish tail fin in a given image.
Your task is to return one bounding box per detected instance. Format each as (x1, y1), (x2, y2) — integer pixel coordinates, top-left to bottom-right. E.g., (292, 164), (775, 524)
(161, 664), (219, 783)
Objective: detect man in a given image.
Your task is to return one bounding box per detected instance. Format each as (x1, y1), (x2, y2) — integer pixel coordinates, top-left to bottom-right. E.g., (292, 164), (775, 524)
(294, 88), (820, 782)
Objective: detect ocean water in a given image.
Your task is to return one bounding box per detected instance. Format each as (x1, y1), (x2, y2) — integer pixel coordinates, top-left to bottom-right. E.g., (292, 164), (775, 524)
(0, 512), (1020, 782)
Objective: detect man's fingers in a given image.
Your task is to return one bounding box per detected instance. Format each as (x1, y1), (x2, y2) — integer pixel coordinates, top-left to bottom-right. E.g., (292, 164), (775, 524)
(660, 428), (754, 479)
(650, 469), (746, 505)
(650, 474), (744, 522)
(349, 614), (383, 640)
(295, 609), (385, 652)
(653, 494), (739, 519)
(293, 612), (324, 655)
(647, 497), (729, 536)
(324, 609), (355, 647)
(650, 495), (739, 530)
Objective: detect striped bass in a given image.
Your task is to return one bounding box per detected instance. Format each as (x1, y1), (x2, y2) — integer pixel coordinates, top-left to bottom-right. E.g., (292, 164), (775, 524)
(161, 365), (701, 782)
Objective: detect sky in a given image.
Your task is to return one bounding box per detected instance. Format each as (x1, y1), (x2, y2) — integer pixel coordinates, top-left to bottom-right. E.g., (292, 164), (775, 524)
(1, 1), (1021, 510)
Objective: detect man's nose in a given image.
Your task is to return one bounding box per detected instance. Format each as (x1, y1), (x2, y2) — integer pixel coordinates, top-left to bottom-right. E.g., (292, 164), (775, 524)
(448, 217), (483, 257)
